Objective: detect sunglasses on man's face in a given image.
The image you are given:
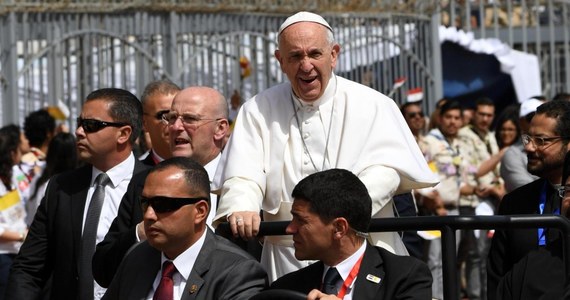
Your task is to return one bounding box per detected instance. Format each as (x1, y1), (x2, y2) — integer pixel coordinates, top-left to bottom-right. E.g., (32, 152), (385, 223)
(76, 118), (129, 133)
(140, 196), (208, 214)
(406, 112), (424, 119)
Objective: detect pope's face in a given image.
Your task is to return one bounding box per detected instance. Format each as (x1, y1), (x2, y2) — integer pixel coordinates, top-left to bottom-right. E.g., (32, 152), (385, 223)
(275, 22), (339, 102)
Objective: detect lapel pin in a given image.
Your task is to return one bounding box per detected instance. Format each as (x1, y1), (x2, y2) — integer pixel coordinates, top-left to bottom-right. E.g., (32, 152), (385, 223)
(366, 274), (381, 284)
(189, 284), (198, 294)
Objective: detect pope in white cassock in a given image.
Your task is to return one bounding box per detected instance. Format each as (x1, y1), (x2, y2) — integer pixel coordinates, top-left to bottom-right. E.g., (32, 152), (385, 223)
(213, 11), (439, 282)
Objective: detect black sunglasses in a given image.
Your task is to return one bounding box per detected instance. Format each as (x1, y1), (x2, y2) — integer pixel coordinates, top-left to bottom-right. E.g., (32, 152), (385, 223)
(406, 112), (424, 119)
(140, 196), (208, 213)
(77, 118), (129, 133)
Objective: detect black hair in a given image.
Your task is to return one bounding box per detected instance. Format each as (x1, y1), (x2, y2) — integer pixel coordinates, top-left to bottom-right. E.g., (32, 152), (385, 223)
(152, 157), (211, 204)
(24, 109), (55, 148)
(0, 125), (21, 190)
(494, 104), (521, 148)
(291, 168), (371, 233)
(30, 132), (78, 201)
(439, 100), (463, 117)
(86, 88), (143, 145)
(475, 97), (495, 109)
(536, 100), (570, 145)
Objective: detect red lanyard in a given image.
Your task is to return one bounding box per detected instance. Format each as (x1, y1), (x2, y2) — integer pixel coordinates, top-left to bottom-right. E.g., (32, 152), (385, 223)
(336, 253), (364, 299)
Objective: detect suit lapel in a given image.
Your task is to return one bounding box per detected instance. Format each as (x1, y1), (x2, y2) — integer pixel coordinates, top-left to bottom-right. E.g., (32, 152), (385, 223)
(131, 245), (162, 300)
(180, 230), (215, 300)
(353, 244), (385, 299)
(71, 165), (92, 273)
(303, 262), (326, 293)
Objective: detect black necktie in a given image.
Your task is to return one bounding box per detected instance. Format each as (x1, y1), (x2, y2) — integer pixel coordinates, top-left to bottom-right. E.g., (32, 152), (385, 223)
(79, 172), (110, 300)
(322, 267), (342, 295)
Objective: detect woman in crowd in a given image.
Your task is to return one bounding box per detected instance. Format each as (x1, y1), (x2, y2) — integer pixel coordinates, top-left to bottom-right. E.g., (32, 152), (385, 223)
(0, 126), (28, 298)
(27, 132), (78, 225)
(495, 105), (521, 149)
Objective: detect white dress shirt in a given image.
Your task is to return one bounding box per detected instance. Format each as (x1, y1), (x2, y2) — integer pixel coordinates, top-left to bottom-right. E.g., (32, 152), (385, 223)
(82, 152), (136, 300)
(146, 231), (207, 300)
(204, 154), (221, 227)
(322, 242), (366, 300)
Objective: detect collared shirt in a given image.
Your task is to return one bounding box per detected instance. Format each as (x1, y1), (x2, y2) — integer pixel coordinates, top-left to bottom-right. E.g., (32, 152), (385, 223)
(418, 128), (465, 206)
(83, 152), (135, 300)
(151, 150), (165, 164)
(204, 154), (221, 227)
(458, 126), (501, 207)
(146, 231), (207, 300)
(323, 242), (366, 300)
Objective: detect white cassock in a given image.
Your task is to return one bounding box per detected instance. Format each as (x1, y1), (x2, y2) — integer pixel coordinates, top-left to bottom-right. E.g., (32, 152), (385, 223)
(214, 74), (438, 282)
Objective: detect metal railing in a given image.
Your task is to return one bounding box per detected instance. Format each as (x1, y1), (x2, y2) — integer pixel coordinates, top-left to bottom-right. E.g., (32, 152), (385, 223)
(218, 215), (570, 300)
(0, 0), (440, 14)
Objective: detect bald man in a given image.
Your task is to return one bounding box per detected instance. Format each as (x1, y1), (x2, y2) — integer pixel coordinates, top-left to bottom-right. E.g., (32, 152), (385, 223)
(93, 86), (229, 287)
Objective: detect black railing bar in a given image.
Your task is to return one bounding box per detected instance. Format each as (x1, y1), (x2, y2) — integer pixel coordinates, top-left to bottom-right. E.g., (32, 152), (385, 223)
(218, 215), (570, 300)
(220, 215), (570, 235)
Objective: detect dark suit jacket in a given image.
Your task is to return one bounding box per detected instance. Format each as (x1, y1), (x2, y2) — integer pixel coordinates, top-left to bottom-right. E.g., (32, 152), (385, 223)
(93, 169), (151, 287)
(102, 229), (268, 300)
(497, 247), (565, 300)
(5, 161), (147, 300)
(487, 178), (562, 300)
(270, 243), (432, 300)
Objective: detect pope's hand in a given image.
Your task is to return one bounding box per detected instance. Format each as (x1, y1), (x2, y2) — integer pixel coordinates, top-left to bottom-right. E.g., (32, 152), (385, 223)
(228, 211), (261, 240)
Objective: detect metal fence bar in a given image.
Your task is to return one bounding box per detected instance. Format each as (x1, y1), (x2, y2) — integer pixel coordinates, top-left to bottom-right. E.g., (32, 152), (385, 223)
(219, 215), (570, 300)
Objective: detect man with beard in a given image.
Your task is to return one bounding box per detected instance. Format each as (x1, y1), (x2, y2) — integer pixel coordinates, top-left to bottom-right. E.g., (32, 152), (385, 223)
(487, 100), (570, 299)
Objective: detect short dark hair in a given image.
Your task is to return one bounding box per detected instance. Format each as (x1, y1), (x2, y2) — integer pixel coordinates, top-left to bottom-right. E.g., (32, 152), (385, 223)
(400, 102), (422, 116)
(475, 97), (495, 109)
(86, 88), (143, 145)
(151, 157), (211, 204)
(140, 80), (181, 105)
(0, 125), (21, 189)
(24, 109), (55, 148)
(535, 100), (570, 142)
(291, 169), (371, 233)
(439, 100), (463, 117)
(553, 92), (570, 102)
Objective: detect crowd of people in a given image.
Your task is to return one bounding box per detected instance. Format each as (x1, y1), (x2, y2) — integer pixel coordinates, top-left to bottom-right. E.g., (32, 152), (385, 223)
(0, 10), (569, 300)
(402, 92), (570, 299)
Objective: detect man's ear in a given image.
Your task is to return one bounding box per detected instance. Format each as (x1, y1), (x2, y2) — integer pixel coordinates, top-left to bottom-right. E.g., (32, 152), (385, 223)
(332, 217), (349, 239)
(117, 125), (132, 145)
(330, 44), (340, 68)
(194, 200), (210, 225)
(275, 50), (286, 73)
(214, 119), (229, 141)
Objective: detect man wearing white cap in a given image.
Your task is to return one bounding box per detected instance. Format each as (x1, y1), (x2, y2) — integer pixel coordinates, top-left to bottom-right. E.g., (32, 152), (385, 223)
(500, 97), (544, 192)
(213, 11), (438, 281)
